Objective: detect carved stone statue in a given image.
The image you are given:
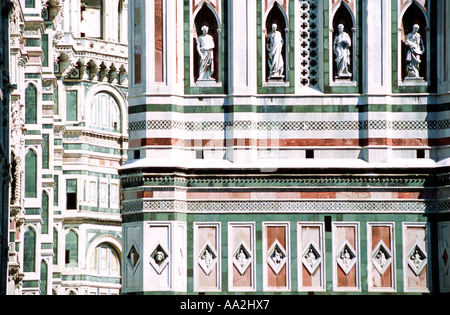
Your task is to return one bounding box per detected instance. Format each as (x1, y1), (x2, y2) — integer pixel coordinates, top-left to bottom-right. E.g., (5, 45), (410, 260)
(334, 24), (352, 78)
(197, 25), (215, 81)
(267, 23), (284, 79)
(405, 24), (425, 79)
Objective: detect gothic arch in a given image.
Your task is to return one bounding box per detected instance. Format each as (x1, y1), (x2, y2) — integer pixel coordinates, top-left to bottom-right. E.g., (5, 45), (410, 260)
(400, 0), (429, 81)
(331, 1), (356, 82)
(24, 82), (38, 125)
(265, 1), (289, 82)
(192, 2), (221, 83)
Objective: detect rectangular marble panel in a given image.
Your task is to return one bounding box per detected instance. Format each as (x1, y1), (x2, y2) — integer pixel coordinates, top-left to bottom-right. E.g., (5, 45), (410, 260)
(194, 222), (221, 292)
(403, 222), (430, 293)
(297, 222), (325, 292)
(367, 222), (396, 292)
(228, 222), (256, 292)
(263, 222), (290, 292)
(332, 222), (360, 292)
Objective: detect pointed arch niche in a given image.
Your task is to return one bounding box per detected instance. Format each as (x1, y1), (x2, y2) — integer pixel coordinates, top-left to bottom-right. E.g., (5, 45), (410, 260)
(264, 1), (289, 84)
(330, 0), (357, 86)
(190, 0), (223, 89)
(398, 0), (430, 86)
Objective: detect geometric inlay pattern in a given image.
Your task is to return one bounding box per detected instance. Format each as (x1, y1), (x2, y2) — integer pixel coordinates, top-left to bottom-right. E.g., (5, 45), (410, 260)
(407, 241), (427, 276)
(126, 244), (141, 274)
(150, 243), (170, 275)
(198, 241), (218, 276)
(301, 241), (322, 275)
(298, 0), (320, 88)
(371, 240), (392, 275)
(267, 240), (287, 275)
(122, 200), (445, 214)
(443, 239), (449, 276)
(232, 241), (252, 276)
(129, 119), (450, 132)
(336, 241), (357, 275)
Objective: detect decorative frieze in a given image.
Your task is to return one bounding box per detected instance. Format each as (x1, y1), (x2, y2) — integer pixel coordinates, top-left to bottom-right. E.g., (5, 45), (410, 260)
(121, 200), (447, 214)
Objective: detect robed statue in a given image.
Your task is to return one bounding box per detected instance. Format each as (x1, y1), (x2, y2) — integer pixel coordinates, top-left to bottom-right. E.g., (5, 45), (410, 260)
(334, 24), (352, 78)
(405, 24), (425, 79)
(267, 23), (284, 79)
(197, 25), (215, 81)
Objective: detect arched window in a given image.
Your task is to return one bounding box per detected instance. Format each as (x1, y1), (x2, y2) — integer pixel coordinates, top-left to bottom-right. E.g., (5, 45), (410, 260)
(25, 150), (37, 198)
(40, 260), (48, 295)
(65, 230), (78, 267)
(53, 228), (58, 265)
(25, 84), (37, 125)
(24, 228), (36, 272)
(42, 192), (49, 234)
(90, 92), (121, 132)
(89, 243), (121, 277)
(80, 0), (103, 39)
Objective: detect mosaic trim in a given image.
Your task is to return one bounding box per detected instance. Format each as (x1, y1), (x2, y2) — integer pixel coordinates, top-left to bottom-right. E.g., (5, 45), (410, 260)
(129, 119), (450, 132)
(121, 200), (450, 214)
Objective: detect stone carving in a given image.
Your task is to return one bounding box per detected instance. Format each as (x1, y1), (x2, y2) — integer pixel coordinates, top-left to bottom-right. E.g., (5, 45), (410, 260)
(371, 241), (392, 275)
(198, 242), (218, 275)
(150, 244), (169, 275)
(197, 25), (215, 81)
(333, 24), (352, 78)
(267, 23), (285, 79)
(407, 241), (427, 276)
(233, 242), (252, 275)
(267, 240), (287, 275)
(336, 241), (357, 275)
(302, 242), (322, 275)
(405, 24), (425, 79)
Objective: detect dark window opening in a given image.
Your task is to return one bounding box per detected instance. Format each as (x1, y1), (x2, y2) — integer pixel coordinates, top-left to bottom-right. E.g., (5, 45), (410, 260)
(66, 192), (77, 210)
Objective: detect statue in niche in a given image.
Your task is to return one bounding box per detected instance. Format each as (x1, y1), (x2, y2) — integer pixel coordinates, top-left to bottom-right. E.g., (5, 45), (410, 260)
(333, 24), (352, 79)
(267, 23), (285, 79)
(405, 24), (425, 79)
(197, 25), (215, 81)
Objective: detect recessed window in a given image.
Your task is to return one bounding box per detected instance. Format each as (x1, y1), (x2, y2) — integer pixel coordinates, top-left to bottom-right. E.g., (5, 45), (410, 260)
(417, 149), (425, 159)
(90, 93), (121, 132)
(306, 150), (315, 159)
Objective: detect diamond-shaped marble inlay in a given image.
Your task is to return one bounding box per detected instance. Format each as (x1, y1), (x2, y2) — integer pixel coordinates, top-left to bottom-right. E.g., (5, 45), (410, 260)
(126, 245), (141, 274)
(301, 241), (322, 275)
(233, 241), (252, 275)
(150, 243), (169, 275)
(371, 240), (392, 275)
(336, 241), (357, 275)
(267, 240), (287, 275)
(198, 241), (218, 276)
(407, 241), (427, 276)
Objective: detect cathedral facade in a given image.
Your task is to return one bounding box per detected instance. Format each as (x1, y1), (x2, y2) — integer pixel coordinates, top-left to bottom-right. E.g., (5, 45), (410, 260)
(5, 0), (128, 295)
(121, 0), (450, 294)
